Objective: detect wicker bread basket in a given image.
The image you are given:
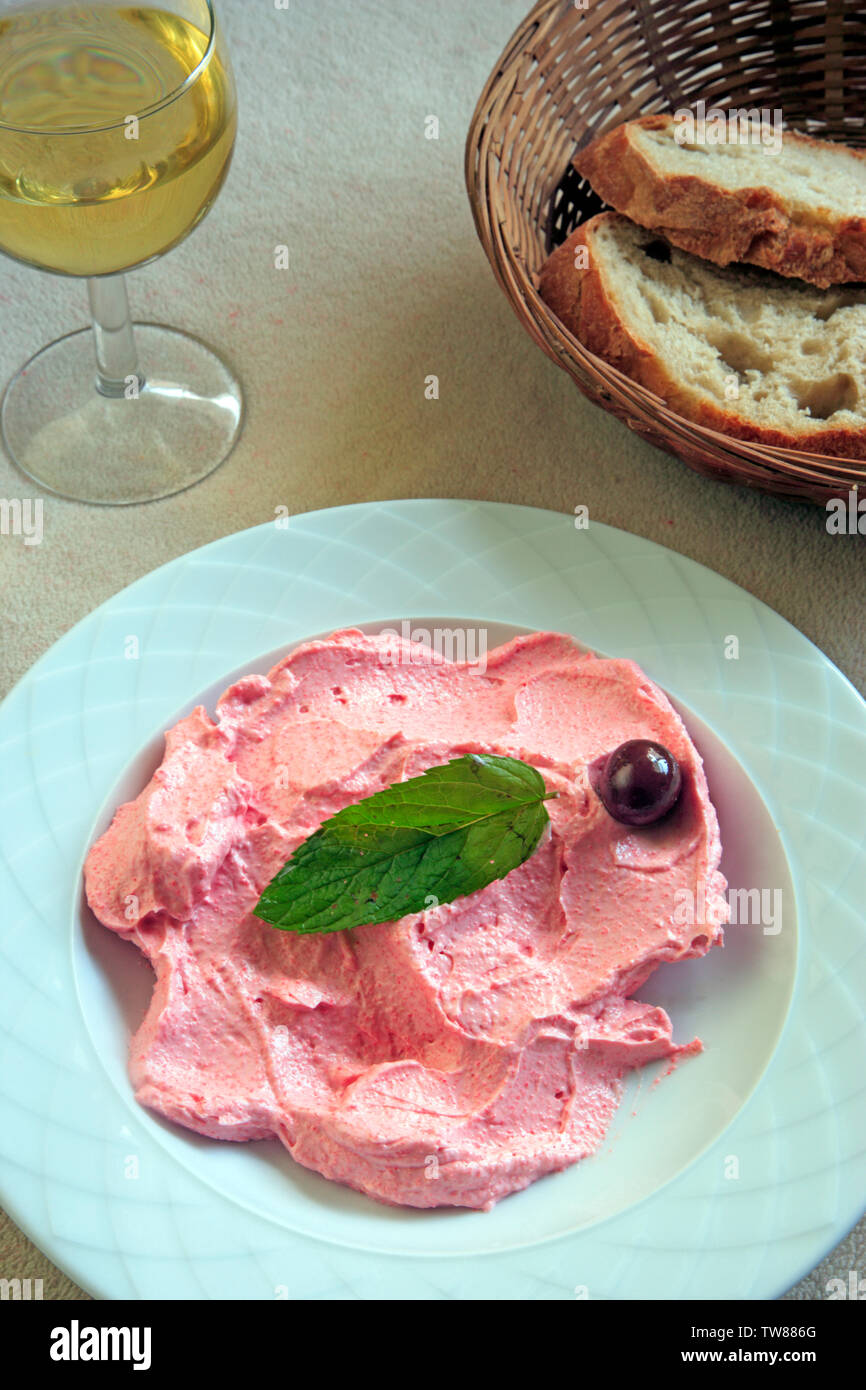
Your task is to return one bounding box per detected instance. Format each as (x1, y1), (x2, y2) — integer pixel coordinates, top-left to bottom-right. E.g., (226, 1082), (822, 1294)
(465, 0), (866, 505)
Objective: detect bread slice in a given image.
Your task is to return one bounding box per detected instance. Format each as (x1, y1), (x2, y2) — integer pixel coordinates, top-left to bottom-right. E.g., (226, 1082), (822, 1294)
(538, 212), (866, 458)
(574, 115), (866, 288)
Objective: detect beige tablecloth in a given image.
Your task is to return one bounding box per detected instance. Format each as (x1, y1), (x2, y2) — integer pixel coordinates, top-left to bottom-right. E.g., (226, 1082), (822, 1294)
(0, 0), (863, 1300)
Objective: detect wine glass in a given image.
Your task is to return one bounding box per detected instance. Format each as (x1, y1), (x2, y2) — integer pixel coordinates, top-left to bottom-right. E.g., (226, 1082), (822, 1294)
(0, 0), (242, 505)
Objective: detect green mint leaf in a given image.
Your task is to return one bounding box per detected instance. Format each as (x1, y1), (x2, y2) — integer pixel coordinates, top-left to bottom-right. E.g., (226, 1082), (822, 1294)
(253, 754), (553, 934)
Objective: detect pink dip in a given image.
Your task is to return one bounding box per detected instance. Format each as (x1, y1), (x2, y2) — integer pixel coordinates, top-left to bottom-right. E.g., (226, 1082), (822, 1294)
(85, 630), (727, 1209)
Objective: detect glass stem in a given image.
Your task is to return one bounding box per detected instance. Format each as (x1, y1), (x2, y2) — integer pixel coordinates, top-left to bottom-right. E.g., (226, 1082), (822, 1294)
(87, 275), (144, 398)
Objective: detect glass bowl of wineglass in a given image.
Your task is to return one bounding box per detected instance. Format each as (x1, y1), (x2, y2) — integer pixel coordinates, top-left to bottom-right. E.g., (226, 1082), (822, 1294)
(0, 0), (242, 504)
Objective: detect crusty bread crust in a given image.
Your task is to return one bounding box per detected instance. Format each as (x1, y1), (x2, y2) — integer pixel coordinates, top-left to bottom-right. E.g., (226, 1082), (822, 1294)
(574, 115), (866, 290)
(538, 216), (866, 459)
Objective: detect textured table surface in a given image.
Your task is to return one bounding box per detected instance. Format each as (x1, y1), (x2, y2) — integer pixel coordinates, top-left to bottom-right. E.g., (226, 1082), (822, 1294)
(0, 0), (862, 1301)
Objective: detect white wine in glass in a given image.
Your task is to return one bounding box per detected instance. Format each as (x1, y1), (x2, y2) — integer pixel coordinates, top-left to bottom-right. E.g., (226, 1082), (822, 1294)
(0, 1), (242, 504)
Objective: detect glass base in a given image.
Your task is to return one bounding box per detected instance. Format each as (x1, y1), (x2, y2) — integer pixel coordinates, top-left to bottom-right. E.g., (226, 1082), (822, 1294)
(1, 323), (244, 505)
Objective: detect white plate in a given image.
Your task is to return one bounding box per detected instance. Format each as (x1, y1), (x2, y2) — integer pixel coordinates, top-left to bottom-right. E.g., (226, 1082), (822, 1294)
(0, 499), (863, 1299)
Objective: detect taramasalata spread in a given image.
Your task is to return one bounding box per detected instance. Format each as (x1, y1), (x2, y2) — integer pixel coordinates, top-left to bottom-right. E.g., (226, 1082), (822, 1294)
(85, 630), (727, 1209)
